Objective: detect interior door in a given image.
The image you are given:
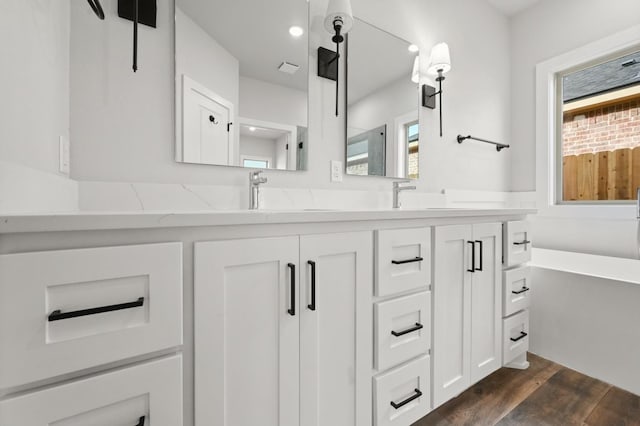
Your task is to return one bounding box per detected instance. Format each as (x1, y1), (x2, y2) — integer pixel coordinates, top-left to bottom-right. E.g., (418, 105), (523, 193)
(299, 232), (373, 426)
(183, 76), (234, 165)
(470, 223), (503, 384)
(194, 237), (299, 426)
(433, 225), (472, 408)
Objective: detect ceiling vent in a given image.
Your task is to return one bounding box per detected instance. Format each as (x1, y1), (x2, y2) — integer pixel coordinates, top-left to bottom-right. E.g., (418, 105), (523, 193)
(278, 62), (300, 74)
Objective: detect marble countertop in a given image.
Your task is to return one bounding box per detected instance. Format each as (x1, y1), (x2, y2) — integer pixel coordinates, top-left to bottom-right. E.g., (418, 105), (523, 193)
(0, 208), (537, 234)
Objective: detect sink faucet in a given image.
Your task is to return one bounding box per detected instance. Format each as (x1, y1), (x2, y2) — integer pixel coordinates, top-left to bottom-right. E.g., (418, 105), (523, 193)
(249, 170), (267, 210)
(393, 180), (416, 209)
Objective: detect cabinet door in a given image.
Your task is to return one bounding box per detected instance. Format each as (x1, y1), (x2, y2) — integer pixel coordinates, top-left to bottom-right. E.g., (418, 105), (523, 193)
(433, 225), (472, 408)
(195, 237), (299, 426)
(470, 223), (502, 384)
(300, 232), (373, 426)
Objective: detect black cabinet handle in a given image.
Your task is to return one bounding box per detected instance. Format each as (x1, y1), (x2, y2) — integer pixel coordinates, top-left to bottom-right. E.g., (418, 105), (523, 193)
(307, 260), (316, 311)
(287, 263), (296, 316)
(513, 240), (531, 246)
(391, 323), (423, 337)
(510, 331), (528, 342)
(135, 416), (146, 426)
(512, 287), (530, 295)
(391, 257), (424, 265)
(390, 388), (423, 409)
(475, 240), (484, 271)
(48, 297), (144, 322)
(467, 241), (475, 273)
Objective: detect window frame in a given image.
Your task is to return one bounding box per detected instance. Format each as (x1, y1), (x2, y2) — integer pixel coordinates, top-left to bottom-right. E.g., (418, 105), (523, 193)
(535, 24), (640, 219)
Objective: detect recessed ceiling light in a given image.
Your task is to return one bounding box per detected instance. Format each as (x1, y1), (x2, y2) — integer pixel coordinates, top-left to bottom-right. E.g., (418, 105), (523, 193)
(408, 44), (419, 53)
(249, 127), (256, 132)
(289, 26), (304, 37)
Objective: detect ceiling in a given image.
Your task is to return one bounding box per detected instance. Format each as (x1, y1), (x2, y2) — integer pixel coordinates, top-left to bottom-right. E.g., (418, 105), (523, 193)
(347, 19), (416, 105)
(177, 0), (308, 92)
(486, 0), (541, 16)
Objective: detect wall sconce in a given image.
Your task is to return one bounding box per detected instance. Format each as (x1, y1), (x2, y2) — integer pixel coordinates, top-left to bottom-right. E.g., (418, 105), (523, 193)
(422, 42), (451, 137)
(317, 0), (354, 116)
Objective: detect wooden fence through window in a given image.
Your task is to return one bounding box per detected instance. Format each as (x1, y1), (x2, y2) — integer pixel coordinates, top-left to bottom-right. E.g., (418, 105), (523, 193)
(563, 147), (640, 201)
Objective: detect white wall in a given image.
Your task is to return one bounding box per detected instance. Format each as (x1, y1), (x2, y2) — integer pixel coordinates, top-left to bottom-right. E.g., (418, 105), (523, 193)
(0, 0), (69, 175)
(239, 76), (307, 129)
(65, 0), (512, 193)
(509, 0), (640, 191)
(239, 135), (278, 164)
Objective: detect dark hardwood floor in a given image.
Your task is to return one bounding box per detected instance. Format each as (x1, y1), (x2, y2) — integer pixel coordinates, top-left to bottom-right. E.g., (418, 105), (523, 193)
(414, 353), (640, 426)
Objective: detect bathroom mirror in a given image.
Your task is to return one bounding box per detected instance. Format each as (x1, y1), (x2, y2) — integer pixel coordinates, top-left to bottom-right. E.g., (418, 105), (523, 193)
(346, 19), (420, 179)
(175, 0), (309, 171)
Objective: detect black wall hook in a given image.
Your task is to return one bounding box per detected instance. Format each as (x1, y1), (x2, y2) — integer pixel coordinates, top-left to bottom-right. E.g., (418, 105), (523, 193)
(87, 0), (105, 20)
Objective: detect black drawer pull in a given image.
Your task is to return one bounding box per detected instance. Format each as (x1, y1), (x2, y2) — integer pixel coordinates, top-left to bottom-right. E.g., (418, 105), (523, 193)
(307, 260), (316, 311)
(513, 240), (531, 246)
(510, 331), (528, 342)
(391, 257), (423, 265)
(391, 322), (423, 337)
(288, 263), (296, 316)
(475, 240), (484, 271)
(390, 388), (423, 409)
(48, 297), (144, 322)
(136, 416), (146, 426)
(512, 287), (530, 295)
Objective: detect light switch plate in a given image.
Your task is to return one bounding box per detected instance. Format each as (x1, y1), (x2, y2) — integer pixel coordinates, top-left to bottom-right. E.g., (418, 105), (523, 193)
(331, 160), (343, 182)
(59, 136), (70, 175)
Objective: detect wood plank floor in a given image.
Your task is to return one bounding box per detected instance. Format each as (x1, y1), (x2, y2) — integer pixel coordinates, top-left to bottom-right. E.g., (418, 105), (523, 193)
(414, 353), (640, 426)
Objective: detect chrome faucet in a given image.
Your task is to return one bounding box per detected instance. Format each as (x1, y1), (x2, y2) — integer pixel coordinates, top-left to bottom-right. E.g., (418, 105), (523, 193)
(393, 180), (416, 209)
(636, 187), (640, 219)
(249, 170), (267, 210)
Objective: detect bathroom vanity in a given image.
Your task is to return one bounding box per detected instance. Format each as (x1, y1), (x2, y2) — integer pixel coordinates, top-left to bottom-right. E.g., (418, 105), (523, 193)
(0, 208), (533, 426)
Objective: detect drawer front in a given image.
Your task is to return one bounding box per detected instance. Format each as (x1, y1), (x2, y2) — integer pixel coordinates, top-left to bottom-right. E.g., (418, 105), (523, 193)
(374, 355), (430, 426)
(0, 355), (182, 426)
(503, 266), (532, 317)
(375, 291), (431, 372)
(0, 243), (183, 390)
(503, 221), (531, 267)
(503, 310), (529, 365)
(376, 228), (431, 297)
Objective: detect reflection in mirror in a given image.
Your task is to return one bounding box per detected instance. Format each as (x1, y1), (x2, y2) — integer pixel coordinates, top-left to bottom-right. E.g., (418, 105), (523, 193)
(346, 19), (420, 179)
(175, 0), (309, 171)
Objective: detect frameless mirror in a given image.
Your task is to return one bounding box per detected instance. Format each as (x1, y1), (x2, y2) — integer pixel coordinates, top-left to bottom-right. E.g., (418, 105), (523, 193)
(175, 0), (309, 171)
(346, 19), (420, 179)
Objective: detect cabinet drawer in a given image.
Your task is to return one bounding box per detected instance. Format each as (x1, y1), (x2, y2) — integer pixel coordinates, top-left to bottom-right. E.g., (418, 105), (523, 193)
(375, 228), (431, 297)
(503, 221), (531, 267)
(374, 355), (430, 426)
(503, 310), (529, 365)
(375, 291), (430, 372)
(503, 266), (531, 317)
(0, 355), (182, 426)
(0, 243), (183, 390)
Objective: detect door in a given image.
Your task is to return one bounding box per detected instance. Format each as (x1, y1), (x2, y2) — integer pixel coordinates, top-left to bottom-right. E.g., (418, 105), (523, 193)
(299, 232), (372, 426)
(470, 223), (502, 384)
(194, 237), (299, 426)
(433, 225), (472, 407)
(183, 75), (235, 165)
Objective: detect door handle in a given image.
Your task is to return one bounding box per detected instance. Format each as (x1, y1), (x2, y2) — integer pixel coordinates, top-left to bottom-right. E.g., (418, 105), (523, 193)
(512, 287), (530, 295)
(307, 260), (316, 311)
(467, 241), (475, 273)
(135, 416), (146, 426)
(390, 388), (423, 409)
(513, 240), (531, 246)
(475, 240), (483, 272)
(48, 297), (144, 322)
(287, 263), (296, 316)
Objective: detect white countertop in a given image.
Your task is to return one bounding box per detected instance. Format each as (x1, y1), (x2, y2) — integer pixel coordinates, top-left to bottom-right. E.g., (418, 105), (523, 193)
(0, 208), (537, 234)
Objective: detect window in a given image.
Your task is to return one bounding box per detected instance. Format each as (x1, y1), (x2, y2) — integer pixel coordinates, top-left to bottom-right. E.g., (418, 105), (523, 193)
(243, 159), (269, 169)
(558, 50), (640, 202)
(406, 121), (419, 179)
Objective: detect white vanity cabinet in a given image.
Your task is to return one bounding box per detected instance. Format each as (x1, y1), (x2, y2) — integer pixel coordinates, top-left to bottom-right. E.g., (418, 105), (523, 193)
(432, 223), (502, 407)
(194, 231), (372, 426)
